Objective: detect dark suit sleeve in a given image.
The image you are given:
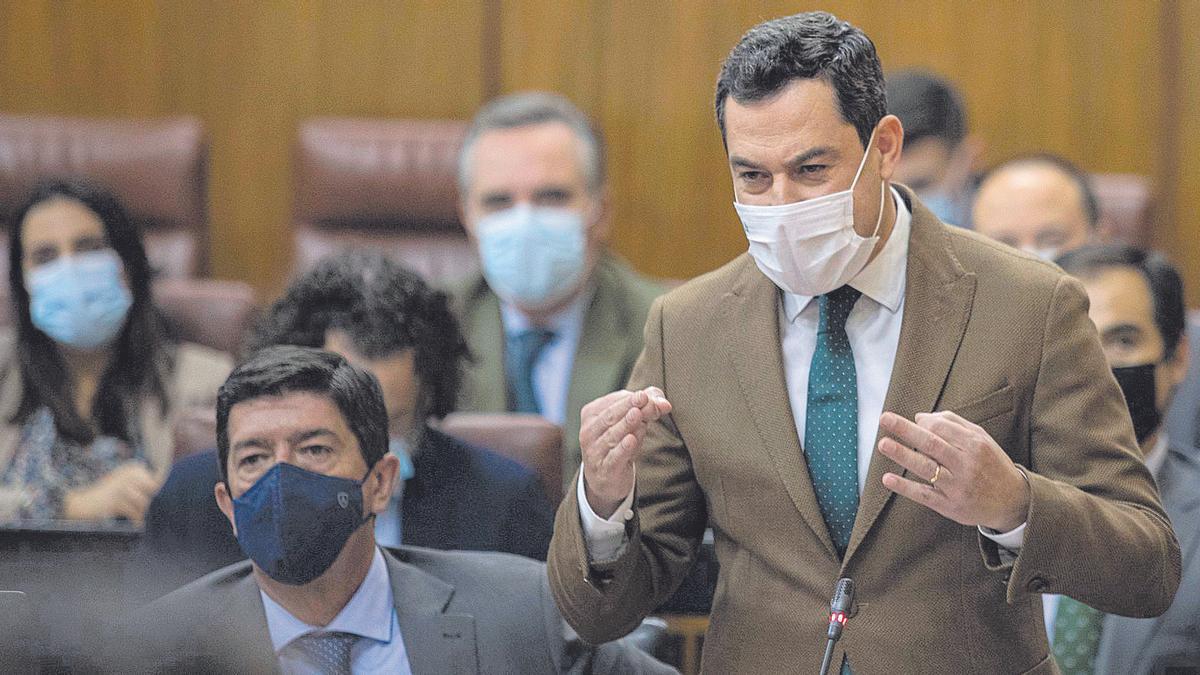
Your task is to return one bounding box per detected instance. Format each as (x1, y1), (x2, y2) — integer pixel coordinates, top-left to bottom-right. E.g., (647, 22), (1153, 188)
(538, 566), (678, 675)
(499, 472), (555, 561)
(547, 298), (708, 644)
(985, 274), (1181, 615)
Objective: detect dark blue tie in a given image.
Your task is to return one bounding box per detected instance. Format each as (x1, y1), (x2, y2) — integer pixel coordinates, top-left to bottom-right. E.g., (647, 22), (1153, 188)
(505, 328), (555, 414)
(804, 285), (862, 558)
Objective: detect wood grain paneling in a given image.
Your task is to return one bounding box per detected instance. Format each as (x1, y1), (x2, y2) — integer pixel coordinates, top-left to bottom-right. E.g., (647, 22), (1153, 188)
(0, 1), (1195, 301)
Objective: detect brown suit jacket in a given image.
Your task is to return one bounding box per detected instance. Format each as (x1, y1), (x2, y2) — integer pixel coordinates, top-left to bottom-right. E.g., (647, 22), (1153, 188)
(548, 190), (1181, 674)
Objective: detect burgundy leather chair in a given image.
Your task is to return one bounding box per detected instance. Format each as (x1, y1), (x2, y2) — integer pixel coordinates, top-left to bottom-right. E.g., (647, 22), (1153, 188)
(292, 118), (478, 284)
(1091, 173), (1156, 248)
(439, 412), (565, 504)
(0, 114), (209, 279)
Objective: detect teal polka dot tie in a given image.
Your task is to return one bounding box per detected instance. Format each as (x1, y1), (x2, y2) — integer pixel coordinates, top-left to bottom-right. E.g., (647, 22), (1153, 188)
(805, 285), (862, 558)
(1052, 597), (1105, 675)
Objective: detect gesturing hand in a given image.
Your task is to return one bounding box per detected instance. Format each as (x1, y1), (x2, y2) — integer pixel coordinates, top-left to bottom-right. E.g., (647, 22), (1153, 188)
(877, 410), (1030, 532)
(580, 387), (672, 519)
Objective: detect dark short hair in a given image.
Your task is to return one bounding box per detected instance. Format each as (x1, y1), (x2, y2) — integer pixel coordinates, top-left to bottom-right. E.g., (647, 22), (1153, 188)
(216, 346), (389, 483)
(1056, 244), (1186, 360)
(979, 153), (1101, 229)
(715, 11), (886, 148)
(7, 177), (169, 444)
(886, 69), (967, 148)
(459, 91), (605, 193)
(248, 251), (470, 421)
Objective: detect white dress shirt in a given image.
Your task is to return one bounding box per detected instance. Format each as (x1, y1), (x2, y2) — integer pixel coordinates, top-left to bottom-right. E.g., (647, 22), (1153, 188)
(581, 188), (1025, 560)
(1042, 433), (1170, 641)
(499, 286), (592, 426)
(261, 547), (412, 674)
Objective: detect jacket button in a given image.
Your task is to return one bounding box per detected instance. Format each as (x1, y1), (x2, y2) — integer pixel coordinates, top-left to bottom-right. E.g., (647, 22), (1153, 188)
(1026, 576), (1047, 592)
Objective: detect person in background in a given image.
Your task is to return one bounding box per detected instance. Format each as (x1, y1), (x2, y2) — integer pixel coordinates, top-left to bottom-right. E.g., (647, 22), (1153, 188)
(119, 346), (675, 674)
(972, 153), (1102, 260)
(0, 178), (231, 523)
(1053, 244), (1199, 673)
(453, 91), (664, 493)
(886, 69), (983, 227)
(143, 252), (554, 596)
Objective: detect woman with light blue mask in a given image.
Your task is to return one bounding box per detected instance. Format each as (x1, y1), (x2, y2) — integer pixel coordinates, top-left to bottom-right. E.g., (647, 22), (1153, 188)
(0, 178), (232, 523)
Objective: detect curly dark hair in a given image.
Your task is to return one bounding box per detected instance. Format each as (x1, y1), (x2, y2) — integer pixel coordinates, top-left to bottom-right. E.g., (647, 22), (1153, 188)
(248, 252), (471, 422)
(7, 177), (170, 444)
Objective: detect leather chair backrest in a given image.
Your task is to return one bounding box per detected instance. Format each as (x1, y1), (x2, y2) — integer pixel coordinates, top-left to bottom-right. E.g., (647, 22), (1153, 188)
(0, 114), (209, 279)
(292, 118), (478, 283)
(1091, 173), (1155, 248)
(439, 412), (564, 504)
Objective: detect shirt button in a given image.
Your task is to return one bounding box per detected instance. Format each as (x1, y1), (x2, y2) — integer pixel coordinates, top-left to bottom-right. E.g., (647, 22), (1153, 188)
(622, 509), (633, 521)
(1026, 576), (1048, 592)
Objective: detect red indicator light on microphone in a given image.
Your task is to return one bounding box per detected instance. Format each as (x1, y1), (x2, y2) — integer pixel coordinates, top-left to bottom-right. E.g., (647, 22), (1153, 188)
(830, 611), (847, 625)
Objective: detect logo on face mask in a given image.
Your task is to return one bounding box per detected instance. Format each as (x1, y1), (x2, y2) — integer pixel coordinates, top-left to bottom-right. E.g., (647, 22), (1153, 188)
(26, 249), (133, 350)
(734, 129), (887, 297)
(232, 462), (371, 585)
(475, 204), (588, 310)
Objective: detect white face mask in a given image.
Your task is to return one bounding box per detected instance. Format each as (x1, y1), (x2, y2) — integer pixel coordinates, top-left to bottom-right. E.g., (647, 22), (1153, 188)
(734, 131), (886, 297)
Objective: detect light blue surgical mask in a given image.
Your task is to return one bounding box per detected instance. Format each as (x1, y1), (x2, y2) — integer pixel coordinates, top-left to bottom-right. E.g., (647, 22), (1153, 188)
(389, 437), (416, 481)
(475, 204), (587, 310)
(918, 190), (962, 226)
(26, 249), (132, 350)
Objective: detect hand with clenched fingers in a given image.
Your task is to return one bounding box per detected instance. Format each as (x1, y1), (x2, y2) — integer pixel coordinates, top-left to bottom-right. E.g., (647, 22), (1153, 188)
(580, 387), (673, 519)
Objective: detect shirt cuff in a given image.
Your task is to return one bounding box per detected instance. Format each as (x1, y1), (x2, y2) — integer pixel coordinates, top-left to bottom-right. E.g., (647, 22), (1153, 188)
(979, 520), (1026, 551)
(577, 468), (635, 563)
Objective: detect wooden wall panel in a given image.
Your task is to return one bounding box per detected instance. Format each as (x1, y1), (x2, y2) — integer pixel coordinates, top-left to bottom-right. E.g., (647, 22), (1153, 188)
(0, 0), (485, 297)
(0, 0), (1194, 301)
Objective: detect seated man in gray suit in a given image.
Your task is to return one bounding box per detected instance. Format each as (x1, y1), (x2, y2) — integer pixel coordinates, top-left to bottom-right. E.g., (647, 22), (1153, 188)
(1056, 245), (1200, 674)
(119, 346), (674, 674)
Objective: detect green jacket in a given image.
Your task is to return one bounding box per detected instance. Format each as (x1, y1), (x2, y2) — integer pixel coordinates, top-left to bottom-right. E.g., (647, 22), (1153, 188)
(453, 254), (664, 494)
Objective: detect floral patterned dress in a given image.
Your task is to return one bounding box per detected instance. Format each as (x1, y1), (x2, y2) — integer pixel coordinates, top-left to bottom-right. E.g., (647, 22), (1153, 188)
(0, 407), (143, 520)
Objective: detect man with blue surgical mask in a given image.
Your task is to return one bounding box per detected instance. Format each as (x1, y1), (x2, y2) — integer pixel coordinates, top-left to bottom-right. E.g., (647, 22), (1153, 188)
(454, 92), (664, 493)
(120, 346), (676, 674)
(886, 69), (984, 229)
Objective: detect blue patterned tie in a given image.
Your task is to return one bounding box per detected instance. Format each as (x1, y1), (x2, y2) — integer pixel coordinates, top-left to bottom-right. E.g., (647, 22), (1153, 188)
(805, 285), (862, 558)
(289, 630), (357, 674)
(506, 328), (555, 414)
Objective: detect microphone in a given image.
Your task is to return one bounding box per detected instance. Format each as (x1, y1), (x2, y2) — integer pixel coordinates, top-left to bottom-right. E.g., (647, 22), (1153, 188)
(818, 578), (855, 675)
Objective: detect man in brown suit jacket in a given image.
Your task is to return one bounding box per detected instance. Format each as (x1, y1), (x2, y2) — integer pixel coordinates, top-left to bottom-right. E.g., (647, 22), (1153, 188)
(547, 11), (1180, 674)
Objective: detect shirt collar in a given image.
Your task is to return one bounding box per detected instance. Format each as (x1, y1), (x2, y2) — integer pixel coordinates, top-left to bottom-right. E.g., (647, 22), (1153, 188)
(782, 186), (911, 323)
(261, 546), (395, 654)
(1144, 432), (1169, 477)
(499, 282), (595, 336)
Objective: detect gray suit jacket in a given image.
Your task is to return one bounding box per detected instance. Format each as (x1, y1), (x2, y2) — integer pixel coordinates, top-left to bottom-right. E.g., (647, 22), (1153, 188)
(1095, 444), (1200, 674)
(118, 546), (676, 674)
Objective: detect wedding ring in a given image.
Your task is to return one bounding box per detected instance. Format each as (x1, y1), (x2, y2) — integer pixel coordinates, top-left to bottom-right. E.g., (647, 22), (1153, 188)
(930, 463), (942, 485)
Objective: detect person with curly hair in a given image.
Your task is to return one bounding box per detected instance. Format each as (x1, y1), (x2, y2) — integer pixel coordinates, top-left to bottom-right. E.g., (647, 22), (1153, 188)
(140, 252), (554, 597)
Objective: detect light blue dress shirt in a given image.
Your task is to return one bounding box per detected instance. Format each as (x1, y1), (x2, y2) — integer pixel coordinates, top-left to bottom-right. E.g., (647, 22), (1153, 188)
(260, 547), (412, 674)
(499, 286), (593, 425)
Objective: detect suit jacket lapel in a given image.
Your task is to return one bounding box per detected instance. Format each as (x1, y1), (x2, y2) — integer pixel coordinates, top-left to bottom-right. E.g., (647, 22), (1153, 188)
(385, 549), (478, 674)
(566, 268), (629, 471)
(723, 258), (838, 559)
(212, 573), (280, 674)
(844, 197), (976, 564)
(460, 279), (509, 412)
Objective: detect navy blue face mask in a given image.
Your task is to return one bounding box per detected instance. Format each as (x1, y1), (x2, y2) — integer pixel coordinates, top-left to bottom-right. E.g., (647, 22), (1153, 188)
(232, 462), (373, 585)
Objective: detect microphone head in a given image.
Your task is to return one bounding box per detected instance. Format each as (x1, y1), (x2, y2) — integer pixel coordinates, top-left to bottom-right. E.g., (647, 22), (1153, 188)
(831, 577), (855, 613)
